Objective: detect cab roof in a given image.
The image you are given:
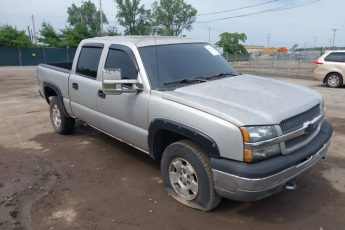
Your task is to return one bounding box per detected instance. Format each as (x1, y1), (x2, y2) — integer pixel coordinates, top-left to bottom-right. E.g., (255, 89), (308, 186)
(83, 36), (205, 47)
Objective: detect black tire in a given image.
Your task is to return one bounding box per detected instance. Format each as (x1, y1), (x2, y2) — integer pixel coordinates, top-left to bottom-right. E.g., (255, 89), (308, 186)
(49, 96), (75, 134)
(161, 139), (221, 211)
(325, 73), (343, 88)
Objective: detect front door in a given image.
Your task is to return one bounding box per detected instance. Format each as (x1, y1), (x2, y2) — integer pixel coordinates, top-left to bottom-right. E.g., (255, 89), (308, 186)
(97, 45), (149, 151)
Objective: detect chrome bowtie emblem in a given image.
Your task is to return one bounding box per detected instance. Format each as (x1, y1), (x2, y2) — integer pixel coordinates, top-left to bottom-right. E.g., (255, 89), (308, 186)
(303, 121), (316, 134)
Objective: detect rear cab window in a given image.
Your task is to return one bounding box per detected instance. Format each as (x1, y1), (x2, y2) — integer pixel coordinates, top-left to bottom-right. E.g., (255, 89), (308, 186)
(76, 45), (103, 79)
(324, 52), (345, 63)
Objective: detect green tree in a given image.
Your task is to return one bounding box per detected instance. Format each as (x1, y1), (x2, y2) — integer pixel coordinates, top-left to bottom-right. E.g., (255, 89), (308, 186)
(61, 24), (89, 47)
(152, 0), (197, 36)
(0, 25), (31, 48)
(106, 25), (121, 36)
(38, 22), (62, 47)
(62, 1), (108, 47)
(115, 0), (151, 35)
(216, 32), (248, 54)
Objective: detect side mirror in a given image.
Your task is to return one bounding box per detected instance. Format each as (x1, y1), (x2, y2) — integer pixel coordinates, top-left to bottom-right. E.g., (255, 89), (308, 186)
(102, 68), (142, 95)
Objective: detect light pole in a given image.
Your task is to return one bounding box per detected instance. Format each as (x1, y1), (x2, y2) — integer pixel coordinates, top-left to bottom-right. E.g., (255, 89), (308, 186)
(331, 29), (337, 47)
(31, 15), (37, 44)
(99, 0), (104, 34)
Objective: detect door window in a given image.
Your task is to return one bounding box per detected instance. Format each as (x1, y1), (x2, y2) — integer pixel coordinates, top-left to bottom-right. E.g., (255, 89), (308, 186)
(76, 47), (103, 79)
(324, 52), (345, 63)
(105, 49), (138, 79)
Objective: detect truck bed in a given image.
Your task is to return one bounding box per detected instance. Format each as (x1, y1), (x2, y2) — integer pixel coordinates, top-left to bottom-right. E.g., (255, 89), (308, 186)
(37, 62), (72, 107)
(39, 62), (73, 74)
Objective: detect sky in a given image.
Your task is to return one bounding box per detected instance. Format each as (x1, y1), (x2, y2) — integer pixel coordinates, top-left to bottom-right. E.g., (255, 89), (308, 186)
(0, 0), (344, 48)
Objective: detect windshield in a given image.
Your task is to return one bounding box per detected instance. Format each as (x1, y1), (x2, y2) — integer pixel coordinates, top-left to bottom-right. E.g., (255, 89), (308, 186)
(139, 43), (237, 90)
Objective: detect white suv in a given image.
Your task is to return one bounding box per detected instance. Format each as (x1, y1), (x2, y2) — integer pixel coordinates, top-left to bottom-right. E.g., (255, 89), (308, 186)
(313, 50), (345, 88)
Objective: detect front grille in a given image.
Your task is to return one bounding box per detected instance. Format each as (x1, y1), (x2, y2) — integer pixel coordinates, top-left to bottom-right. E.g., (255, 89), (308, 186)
(284, 126), (318, 148)
(280, 104), (321, 134)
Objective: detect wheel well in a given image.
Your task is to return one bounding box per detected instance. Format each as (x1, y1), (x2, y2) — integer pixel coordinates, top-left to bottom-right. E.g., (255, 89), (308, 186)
(148, 119), (220, 161)
(44, 86), (57, 104)
(151, 130), (188, 161)
(324, 72), (343, 83)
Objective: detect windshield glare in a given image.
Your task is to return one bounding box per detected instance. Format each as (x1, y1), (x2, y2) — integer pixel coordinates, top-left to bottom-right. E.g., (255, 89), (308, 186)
(139, 43), (237, 90)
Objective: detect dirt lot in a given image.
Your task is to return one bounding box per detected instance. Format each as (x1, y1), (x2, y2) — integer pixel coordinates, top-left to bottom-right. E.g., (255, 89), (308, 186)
(0, 66), (344, 230)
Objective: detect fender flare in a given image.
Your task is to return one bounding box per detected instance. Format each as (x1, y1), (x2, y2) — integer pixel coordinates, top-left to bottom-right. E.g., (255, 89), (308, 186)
(148, 119), (220, 159)
(42, 82), (69, 116)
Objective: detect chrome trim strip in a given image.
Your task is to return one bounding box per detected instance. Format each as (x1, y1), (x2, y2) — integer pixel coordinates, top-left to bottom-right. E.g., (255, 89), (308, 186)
(87, 123), (150, 155)
(244, 113), (324, 149)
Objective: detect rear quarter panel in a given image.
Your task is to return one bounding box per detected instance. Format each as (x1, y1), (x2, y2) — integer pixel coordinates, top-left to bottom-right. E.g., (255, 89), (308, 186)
(37, 65), (73, 115)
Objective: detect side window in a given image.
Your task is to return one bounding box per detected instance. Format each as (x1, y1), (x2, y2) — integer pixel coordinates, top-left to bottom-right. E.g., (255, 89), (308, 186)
(76, 46), (103, 79)
(324, 52), (345, 63)
(105, 49), (138, 79)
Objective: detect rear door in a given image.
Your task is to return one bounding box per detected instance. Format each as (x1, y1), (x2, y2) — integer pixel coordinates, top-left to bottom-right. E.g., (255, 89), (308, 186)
(324, 52), (345, 79)
(69, 43), (103, 127)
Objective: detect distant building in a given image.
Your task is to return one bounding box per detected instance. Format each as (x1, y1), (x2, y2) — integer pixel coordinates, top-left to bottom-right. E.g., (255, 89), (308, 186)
(244, 45), (289, 56)
(261, 48), (277, 56)
(244, 45), (265, 55)
(276, 47), (289, 53)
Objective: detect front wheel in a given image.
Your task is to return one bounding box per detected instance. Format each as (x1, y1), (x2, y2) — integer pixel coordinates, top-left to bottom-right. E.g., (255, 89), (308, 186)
(325, 73), (343, 88)
(49, 97), (75, 134)
(161, 140), (221, 211)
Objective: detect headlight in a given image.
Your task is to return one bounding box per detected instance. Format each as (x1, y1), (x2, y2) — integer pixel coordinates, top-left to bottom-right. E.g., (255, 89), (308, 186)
(240, 126), (281, 163)
(240, 126), (277, 142)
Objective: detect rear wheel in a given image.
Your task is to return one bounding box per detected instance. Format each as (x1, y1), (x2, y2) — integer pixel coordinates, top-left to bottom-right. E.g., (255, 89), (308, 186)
(161, 140), (221, 211)
(49, 97), (75, 134)
(325, 73), (343, 88)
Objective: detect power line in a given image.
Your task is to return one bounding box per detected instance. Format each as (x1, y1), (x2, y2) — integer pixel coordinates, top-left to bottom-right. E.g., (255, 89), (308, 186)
(197, 0), (280, 16)
(196, 0), (322, 23)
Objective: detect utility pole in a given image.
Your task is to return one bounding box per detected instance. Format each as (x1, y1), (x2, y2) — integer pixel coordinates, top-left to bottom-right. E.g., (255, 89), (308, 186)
(31, 15), (37, 44)
(313, 36), (317, 48)
(208, 27), (211, 43)
(331, 29), (337, 47)
(27, 26), (32, 44)
(266, 34), (270, 48)
(99, 0), (104, 34)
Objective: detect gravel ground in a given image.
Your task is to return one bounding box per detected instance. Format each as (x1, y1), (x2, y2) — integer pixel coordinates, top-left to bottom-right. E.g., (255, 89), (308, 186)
(0, 66), (344, 230)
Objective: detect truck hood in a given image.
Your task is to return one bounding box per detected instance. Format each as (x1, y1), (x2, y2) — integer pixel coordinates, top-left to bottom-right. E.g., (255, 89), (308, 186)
(161, 75), (322, 126)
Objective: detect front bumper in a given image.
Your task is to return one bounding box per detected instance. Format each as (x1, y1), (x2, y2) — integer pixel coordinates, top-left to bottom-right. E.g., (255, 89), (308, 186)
(211, 121), (332, 201)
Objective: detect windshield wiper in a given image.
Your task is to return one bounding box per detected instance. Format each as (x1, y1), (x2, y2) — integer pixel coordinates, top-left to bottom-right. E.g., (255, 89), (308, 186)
(163, 73), (235, 86)
(164, 77), (207, 86)
(204, 72), (237, 80)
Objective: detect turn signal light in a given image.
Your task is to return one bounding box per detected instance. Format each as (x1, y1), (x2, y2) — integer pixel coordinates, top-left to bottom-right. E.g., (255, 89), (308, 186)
(244, 149), (253, 163)
(240, 127), (250, 142)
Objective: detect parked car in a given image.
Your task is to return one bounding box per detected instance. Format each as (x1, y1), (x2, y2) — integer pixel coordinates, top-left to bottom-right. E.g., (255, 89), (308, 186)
(313, 50), (345, 88)
(37, 36), (332, 211)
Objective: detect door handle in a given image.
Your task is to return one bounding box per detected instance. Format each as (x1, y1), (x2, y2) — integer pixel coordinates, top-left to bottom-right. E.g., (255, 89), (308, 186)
(98, 90), (106, 99)
(72, 83), (78, 90)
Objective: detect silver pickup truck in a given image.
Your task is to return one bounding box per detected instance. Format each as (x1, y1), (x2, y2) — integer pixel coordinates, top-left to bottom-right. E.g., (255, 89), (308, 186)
(38, 36), (333, 211)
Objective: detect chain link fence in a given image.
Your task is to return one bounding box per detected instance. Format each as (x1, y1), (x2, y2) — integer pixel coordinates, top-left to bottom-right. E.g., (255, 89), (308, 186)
(0, 47), (77, 66)
(224, 51), (325, 78)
